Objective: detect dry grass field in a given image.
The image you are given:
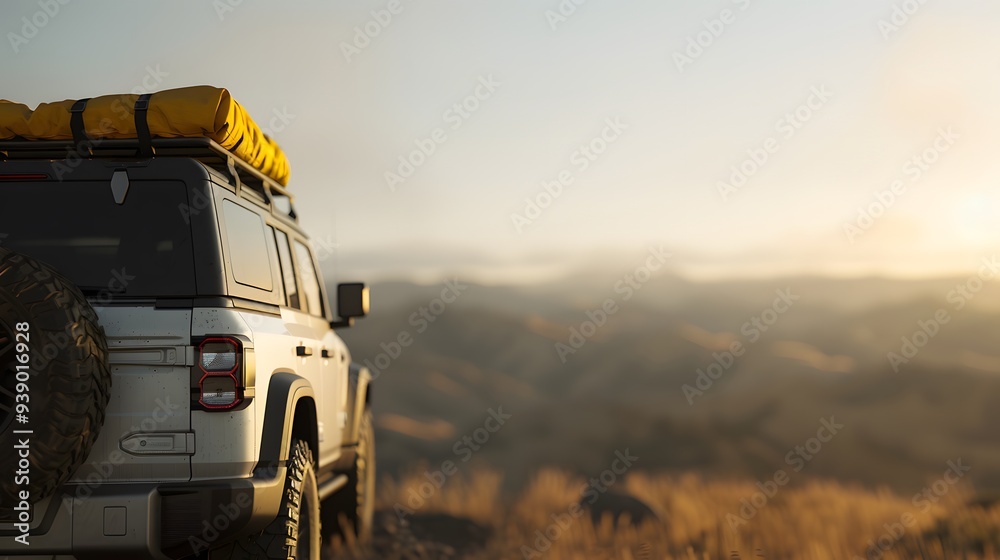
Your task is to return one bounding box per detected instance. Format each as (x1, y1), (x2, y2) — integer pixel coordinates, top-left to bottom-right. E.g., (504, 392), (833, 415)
(330, 279), (1000, 560)
(328, 469), (1000, 560)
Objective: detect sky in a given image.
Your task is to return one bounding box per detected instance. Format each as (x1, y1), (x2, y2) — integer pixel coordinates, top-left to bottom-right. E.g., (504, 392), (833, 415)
(3, 0), (1000, 283)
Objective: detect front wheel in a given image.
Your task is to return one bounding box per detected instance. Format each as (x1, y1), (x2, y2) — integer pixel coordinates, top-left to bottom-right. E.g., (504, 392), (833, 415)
(211, 439), (321, 560)
(325, 409), (375, 545)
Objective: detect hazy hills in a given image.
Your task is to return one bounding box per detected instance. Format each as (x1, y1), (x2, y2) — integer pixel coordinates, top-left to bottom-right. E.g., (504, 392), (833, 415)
(333, 271), (1000, 496)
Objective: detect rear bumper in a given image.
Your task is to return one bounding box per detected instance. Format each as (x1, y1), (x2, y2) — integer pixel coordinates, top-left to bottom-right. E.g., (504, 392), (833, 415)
(0, 464), (287, 560)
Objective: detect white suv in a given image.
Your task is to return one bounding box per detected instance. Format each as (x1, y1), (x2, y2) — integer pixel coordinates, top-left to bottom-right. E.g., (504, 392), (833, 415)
(0, 137), (375, 560)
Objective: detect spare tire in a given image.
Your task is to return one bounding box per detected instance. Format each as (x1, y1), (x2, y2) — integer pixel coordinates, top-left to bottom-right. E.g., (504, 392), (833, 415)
(0, 248), (112, 505)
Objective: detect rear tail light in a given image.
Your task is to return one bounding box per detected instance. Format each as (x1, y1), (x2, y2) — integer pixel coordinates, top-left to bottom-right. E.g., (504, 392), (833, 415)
(196, 337), (244, 410)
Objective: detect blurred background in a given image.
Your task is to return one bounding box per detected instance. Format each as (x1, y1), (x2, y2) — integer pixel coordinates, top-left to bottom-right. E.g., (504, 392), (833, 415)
(5, 1), (1000, 556)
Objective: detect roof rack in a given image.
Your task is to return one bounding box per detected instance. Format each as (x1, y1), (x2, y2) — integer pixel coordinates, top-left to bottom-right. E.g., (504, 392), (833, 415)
(0, 137), (297, 221)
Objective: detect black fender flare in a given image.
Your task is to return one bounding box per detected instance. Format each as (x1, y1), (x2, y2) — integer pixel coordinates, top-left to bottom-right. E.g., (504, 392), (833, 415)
(257, 371), (318, 470)
(344, 363), (373, 446)
(330, 363), (372, 473)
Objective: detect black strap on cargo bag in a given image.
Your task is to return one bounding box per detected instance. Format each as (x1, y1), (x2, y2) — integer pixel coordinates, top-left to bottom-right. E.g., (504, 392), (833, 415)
(70, 98), (92, 156)
(134, 94), (154, 158)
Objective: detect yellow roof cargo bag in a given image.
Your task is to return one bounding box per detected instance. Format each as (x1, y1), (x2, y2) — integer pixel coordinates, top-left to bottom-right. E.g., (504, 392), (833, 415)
(0, 86), (291, 186)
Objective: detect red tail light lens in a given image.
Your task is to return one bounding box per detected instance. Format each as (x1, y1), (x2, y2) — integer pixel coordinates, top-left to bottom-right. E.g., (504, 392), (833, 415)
(197, 337), (243, 410)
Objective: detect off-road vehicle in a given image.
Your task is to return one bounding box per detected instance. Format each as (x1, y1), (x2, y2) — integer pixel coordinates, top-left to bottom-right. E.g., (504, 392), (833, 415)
(0, 132), (375, 559)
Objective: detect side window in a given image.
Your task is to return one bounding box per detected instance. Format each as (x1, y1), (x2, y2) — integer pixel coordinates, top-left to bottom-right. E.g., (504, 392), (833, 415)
(273, 229), (301, 310)
(294, 240), (324, 318)
(222, 200), (272, 291)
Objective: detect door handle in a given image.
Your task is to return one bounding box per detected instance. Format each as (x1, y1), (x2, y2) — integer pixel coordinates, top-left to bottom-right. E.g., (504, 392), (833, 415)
(321, 348), (331, 359)
(296, 345), (313, 357)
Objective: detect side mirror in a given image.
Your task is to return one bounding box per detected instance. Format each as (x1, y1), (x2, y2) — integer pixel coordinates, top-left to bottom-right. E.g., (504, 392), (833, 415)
(331, 282), (369, 329)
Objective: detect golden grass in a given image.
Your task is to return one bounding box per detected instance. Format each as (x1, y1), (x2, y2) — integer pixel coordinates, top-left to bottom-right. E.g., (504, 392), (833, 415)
(330, 468), (1000, 560)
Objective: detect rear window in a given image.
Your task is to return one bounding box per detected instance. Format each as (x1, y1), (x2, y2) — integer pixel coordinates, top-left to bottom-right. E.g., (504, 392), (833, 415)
(0, 180), (197, 297)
